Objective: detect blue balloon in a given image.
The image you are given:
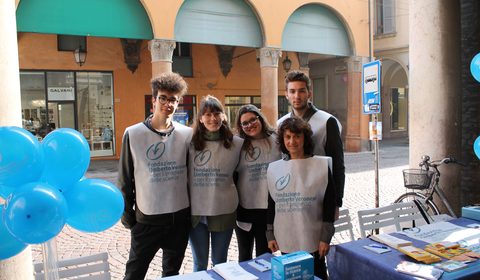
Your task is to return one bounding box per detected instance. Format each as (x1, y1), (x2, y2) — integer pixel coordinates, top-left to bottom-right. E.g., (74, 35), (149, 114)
(3, 182), (68, 244)
(41, 128), (90, 192)
(0, 214), (27, 260)
(65, 179), (124, 233)
(0, 184), (15, 198)
(470, 53), (480, 83)
(474, 136), (480, 160)
(0, 126), (44, 186)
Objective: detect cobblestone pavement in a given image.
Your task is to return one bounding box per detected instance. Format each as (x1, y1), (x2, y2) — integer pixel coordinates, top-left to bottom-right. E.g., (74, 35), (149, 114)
(31, 139), (409, 280)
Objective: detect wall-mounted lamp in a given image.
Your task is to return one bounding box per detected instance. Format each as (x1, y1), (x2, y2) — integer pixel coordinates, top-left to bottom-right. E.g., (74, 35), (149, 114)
(73, 47), (87, 66)
(282, 52), (292, 72)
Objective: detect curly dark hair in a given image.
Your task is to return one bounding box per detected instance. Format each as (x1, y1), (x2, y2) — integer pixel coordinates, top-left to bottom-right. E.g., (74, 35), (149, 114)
(192, 95), (233, 150)
(277, 116), (314, 156)
(284, 70), (311, 92)
(151, 72), (188, 98)
(235, 104), (275, 156)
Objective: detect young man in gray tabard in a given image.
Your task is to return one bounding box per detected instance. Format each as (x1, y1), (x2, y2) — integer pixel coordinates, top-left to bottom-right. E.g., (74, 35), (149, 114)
(278, 70), (345, 216)
(119, 72), (192, 280)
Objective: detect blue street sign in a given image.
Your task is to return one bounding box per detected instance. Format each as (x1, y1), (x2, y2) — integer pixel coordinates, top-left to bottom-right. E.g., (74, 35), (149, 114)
(362, 60), (381, 114)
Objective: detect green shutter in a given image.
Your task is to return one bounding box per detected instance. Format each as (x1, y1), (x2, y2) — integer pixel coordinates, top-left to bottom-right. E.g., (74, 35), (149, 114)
(282, 4), (351, 56)
(174, 0), (262, 47)
(16, 0), (153, 39)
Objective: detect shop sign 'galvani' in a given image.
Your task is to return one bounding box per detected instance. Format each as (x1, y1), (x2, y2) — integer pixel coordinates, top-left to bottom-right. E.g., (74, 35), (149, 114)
(47, 87), (75, 101)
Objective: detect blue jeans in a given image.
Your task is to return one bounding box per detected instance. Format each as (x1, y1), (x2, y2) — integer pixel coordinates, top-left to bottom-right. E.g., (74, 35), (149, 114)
(189, 223), (233, 271)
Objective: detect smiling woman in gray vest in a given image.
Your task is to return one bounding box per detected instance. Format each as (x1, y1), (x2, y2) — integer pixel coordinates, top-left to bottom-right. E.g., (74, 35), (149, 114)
(266, 117), (336, 280)
(188, 95), (243, 271)
(234, 105), (281, 261)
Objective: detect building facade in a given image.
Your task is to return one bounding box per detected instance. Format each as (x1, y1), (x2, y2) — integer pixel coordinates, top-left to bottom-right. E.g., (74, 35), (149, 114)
(373, 0), (409, 139)
(14, 0), (372, 158)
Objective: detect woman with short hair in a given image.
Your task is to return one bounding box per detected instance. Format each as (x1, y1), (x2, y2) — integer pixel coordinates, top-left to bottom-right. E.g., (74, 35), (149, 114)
(266, 116), (336, 280)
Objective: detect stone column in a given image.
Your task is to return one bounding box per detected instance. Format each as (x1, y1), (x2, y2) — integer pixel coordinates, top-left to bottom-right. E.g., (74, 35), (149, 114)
(460, 0), (480, 206)
(409, 0), (462, 213)
(344, 56), (370, 152)
(148, 39), (176, 77)
(0, 1), (34, 279)
(259, 47), (281, 125)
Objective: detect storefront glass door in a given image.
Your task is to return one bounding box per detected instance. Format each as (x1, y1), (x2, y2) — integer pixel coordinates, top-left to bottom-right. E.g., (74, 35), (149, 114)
(47, 102), (75, 129)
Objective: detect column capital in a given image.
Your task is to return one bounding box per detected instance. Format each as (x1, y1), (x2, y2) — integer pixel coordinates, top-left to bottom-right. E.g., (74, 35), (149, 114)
(148, 39), (176, 63)
(344, 56), (369, 72)
(259, 47), (282, 68)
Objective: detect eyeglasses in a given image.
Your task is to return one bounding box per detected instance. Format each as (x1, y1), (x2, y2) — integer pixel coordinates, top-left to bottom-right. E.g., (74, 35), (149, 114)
(240, 116), (260, 127)
(157, 95), (180, 105)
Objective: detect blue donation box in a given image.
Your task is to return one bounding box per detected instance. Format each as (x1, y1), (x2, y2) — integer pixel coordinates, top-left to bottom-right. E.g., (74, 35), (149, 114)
(271, 251), (314, 280)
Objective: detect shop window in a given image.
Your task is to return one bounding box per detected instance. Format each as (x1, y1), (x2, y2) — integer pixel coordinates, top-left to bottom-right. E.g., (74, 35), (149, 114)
(58, 35), (87, 52)
(391, 87), (407, 131)
(77, 72), (114, 157)
(278, 97), (291, 119)
(312, 76), (328, 110)
(375, 0), (395, 35)
(176, 95), (196, 126)
(20, 72), (48, 139)
(19, 70), (115, 157)
(173, 42), (193, 77)
(144, 94), (196, 126)
(224, 96), (261, 129)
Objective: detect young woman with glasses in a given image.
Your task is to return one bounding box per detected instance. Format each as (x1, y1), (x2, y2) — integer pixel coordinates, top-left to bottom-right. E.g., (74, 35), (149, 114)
(188, 95), (243, 271)
(234, 105), (281, 261)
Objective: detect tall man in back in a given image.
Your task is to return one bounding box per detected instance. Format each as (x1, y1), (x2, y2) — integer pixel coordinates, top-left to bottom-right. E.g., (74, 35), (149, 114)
(119, 72), (192, 279)
(277, 71), (345, 279)
(278, 70), (345, 218)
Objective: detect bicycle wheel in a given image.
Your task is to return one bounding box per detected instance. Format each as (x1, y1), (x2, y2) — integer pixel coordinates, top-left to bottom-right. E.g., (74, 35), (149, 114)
(394, 192), (440, 216)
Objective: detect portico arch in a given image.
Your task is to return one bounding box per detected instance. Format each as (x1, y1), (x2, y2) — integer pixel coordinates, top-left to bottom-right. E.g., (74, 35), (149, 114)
(16, 0), (153, 39)
(281, 4), (352, 55)
(174, 0), (263, 47)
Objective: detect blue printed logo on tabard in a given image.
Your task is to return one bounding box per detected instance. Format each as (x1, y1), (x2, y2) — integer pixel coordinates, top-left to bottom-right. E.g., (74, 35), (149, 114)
(146, 142), (166, 160)
(275, 173), (290, 191)
(245, 146), (261, 162)
(194, 150), (212, 166)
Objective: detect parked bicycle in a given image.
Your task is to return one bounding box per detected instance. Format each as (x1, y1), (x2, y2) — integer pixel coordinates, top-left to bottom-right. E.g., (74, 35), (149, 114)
(394, 155), (464, 220)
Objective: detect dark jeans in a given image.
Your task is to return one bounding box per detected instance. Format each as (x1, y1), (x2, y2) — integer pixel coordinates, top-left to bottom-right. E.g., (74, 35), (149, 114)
(189, 223), (233, 271)
(235, 223), (269, 262)
(123, 219), (190, 280)
(313, 251), (328, 280)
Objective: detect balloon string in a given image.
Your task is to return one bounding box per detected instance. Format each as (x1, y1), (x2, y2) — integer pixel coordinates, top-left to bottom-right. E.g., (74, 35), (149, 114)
(42, 237), (60, 280)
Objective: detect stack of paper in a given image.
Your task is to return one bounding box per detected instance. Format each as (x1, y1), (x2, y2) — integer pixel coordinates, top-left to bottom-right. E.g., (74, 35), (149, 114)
(395, 261), (443, 280)
(369, 233), (412, 249)
(434, 260), (468, 272)
(397, 246), (442, 264)
(212, 262), (258, 280)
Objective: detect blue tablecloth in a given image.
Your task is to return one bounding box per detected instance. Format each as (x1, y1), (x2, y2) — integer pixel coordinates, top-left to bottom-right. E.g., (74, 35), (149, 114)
(327, 218), (480, 280)
(162, 253), (321, 279)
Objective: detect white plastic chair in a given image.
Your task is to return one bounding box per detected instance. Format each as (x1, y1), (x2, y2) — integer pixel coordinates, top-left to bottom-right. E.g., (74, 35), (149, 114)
(334, 208), (355, 241)
(394, 200), (428, 229)
(33, 252), (111, 280)
(357, 203), (400, 238)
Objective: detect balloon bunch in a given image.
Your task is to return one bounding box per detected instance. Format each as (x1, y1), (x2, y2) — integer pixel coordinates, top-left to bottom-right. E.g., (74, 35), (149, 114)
(470, 54), (480, 160)
(0, 127), (124, 260)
